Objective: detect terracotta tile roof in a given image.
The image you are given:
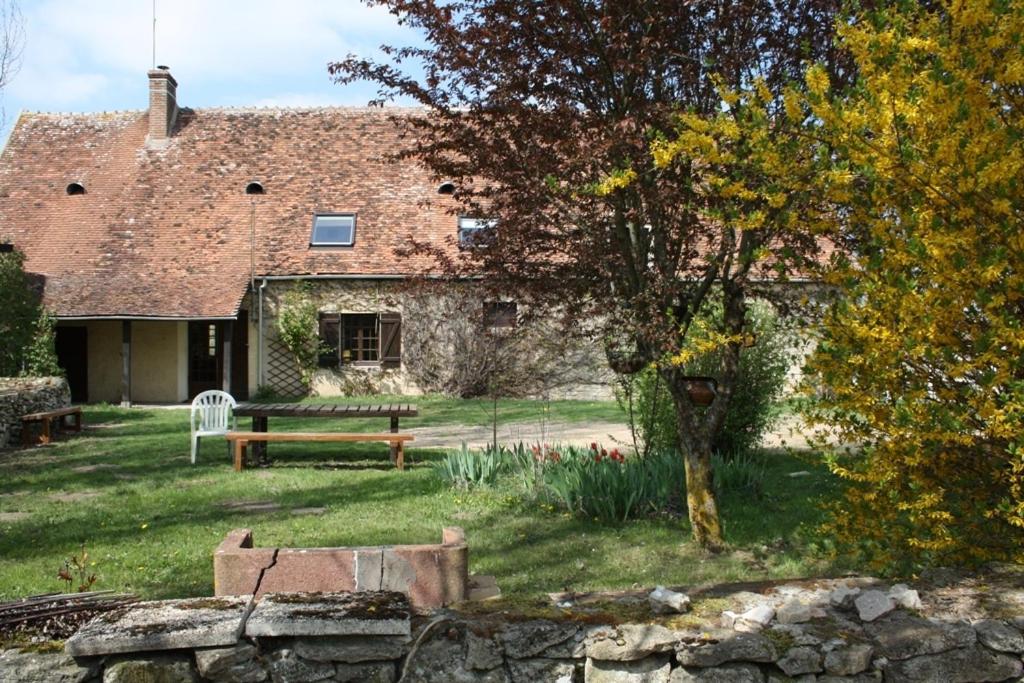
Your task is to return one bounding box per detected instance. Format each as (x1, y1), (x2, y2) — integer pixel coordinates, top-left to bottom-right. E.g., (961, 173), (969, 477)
(0, 106), (461, 318)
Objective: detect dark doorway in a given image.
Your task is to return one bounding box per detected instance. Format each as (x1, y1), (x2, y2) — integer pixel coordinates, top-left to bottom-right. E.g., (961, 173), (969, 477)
(231, 312), (249, 400)
(188, 321), (222, 398)
(55, 326), (88, 402)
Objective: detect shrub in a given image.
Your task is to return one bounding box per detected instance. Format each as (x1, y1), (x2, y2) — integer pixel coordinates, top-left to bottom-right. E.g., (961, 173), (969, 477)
(0, 246), (42, 376)
(620, 299), (795, 458)
(23, 309), (61, 377)
(801, 0), (1024, 570)
(276, 283), (322, 390)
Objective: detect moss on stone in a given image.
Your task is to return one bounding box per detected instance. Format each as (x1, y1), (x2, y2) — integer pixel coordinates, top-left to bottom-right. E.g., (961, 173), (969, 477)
(762, 627), (796, 653)
(453, 594), (735, 630)
(178, 598), (240, 611)
(0, 634), (65, 653)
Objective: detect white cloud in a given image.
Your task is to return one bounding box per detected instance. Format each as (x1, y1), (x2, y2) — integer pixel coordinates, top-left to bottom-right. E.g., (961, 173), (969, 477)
(7, 0), (419, 110)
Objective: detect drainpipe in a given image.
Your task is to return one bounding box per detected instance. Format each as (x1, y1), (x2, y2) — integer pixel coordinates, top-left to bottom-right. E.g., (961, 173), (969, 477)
(257, 278), (268, 388)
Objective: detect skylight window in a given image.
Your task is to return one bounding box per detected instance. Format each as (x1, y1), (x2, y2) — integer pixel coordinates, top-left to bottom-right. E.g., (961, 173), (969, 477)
(458, 216), (496, 248)
(311, 214), (356, 247)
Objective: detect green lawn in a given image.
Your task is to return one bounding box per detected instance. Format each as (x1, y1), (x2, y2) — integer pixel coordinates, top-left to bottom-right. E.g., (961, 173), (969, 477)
(255, 393), (628, 430)
(0, 400), (845, 601)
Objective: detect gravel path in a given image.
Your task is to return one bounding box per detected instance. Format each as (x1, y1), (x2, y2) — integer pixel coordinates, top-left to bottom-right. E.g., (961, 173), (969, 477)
(406, 420), (635, 450)
(406, 414), (828, 451)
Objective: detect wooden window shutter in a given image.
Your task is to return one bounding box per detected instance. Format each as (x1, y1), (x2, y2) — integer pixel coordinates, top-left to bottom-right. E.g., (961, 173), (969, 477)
(318, 314), (341, 367)
(379, 313), (402, 369)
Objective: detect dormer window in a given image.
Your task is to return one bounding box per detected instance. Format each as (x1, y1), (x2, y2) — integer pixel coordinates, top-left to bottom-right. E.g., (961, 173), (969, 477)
(458, 216), (496, 248)
(311, 213), (356, 247)
(66, 182), (86, 195)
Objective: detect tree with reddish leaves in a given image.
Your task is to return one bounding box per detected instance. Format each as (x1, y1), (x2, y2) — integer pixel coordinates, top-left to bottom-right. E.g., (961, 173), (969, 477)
(332, 0), (845, 549)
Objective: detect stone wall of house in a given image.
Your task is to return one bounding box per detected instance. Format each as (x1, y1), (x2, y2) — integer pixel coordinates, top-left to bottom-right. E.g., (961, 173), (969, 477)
(5, 573), (1024, 682)
(0, 377), (71, 447)
(258, 279), (615, 400)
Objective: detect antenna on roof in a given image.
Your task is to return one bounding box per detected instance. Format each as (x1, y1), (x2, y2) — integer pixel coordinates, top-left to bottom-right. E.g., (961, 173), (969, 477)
(152, 0), (156, 69)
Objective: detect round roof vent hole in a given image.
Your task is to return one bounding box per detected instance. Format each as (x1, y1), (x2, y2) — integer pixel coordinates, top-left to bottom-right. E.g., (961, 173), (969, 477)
(66, 182), (86, 195)
(245, 181), (265, 195)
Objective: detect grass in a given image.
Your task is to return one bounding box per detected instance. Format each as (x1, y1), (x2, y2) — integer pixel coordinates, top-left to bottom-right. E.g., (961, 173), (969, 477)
(0, 399), (846, 601)
(251, 392), (628, 430)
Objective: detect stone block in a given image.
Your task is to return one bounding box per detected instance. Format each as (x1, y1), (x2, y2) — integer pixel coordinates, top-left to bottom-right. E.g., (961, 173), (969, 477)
(584, 624), (678, 661)
(402, 626), (510, 683)
(246, 592), (410, 639)
(775, 601), (812, 625)
(584, 654), (672, 683)
(865, 612), (976, 660)
(0, 648), (99, 683)
(194, 643), (266, 682)
(735, 605), (775, 633)
(883, 644), (1023, 682)
(853, 591), (894, 622)
(676, 632), (778, 668)
(334, 660), (397, 682)
(776, 645), (823, 676)
(103, 654), (198, 683)
(264, 649), (334, 683)
(670, 663), (765, 682)
(465, 630), (504, 670)
(500, 620), (579, 659)
(507, 657), (577, 683)
(823, 643), (873, 676)
(65, 596), (251, 657)
(649, 586), (691, 614)
(887, 584), (923, 611)
(829, 586), (861, 610)
(973, 618), (1024, 654)
(293, 635), (410, 663)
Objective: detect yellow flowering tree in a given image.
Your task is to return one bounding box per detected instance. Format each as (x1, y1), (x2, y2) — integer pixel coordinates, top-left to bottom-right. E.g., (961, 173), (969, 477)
(803, 0), (1024, 568)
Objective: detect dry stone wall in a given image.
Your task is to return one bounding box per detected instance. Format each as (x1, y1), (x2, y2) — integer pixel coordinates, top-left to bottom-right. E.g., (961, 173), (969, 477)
(3, 574), (1024, 682)
(0, 377), (70, 447)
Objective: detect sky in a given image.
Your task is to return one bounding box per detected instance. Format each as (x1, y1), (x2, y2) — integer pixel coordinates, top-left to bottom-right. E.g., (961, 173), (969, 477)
(1, 0), (422, 135)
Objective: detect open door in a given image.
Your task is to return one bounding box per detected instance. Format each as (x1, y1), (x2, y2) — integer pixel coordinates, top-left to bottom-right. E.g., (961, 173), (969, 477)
(55, 326), (88, 402)
(231, 311), (249, 399)
(187, 321), (222, 398)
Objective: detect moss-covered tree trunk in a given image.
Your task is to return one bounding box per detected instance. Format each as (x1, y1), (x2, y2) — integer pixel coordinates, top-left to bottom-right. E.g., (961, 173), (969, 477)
(680, 438), (724, 550)
(666, 373), (725, 551)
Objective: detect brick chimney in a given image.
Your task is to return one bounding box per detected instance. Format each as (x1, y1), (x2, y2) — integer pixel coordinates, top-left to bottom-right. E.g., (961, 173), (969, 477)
(147, 66), (178, 145)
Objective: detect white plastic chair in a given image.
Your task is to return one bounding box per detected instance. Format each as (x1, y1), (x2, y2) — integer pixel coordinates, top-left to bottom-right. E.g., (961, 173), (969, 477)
(190, 390), (237, 464)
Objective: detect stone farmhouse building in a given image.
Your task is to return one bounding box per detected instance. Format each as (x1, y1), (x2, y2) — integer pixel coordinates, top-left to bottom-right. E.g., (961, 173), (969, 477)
(0, 67), (505, 404)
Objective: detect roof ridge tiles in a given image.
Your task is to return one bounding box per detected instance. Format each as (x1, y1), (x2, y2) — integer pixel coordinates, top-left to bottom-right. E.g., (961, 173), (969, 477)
(23, 104), (425, 118)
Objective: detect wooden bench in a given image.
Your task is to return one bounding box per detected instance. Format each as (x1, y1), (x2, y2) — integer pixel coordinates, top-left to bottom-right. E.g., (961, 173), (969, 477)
(224, 431), (415, 472)
(21, 406), (83, 446)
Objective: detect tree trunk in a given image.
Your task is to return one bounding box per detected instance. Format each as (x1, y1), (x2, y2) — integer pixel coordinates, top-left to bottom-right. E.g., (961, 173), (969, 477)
(680, 438), (724, 551)
(667, 371), (725, 551)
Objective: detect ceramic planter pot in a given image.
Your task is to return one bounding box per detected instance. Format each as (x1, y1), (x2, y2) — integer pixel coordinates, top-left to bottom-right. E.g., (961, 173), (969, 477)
(682, 376), (718, 407)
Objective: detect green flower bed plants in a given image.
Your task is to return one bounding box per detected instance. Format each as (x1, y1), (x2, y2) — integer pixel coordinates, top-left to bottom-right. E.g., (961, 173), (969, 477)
(436, 442), (777, 523)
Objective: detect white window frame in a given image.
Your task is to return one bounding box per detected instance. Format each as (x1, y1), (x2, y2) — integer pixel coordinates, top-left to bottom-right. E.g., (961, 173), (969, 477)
(310, 213), (357, 247)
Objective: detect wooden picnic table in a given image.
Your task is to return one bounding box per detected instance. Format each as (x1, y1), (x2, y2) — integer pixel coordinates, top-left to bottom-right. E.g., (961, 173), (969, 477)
(232, 402), (418, 465)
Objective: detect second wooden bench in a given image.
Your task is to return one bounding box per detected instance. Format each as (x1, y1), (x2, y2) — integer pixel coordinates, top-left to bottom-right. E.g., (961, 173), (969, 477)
(224, 431), (414, 472)
(21, 406), (83, 446)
